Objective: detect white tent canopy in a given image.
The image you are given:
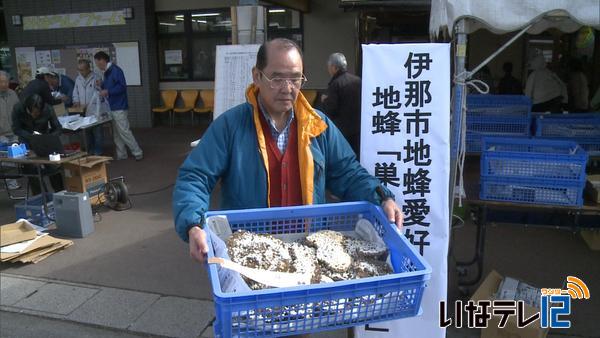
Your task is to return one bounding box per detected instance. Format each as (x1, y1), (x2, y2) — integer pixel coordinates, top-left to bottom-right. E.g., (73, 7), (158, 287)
(430, 0), (600, 38)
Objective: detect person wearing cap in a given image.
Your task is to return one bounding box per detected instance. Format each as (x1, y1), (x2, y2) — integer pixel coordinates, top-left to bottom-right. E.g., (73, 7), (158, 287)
(19, 67), (65, 108)
(47, 72), (75, 108)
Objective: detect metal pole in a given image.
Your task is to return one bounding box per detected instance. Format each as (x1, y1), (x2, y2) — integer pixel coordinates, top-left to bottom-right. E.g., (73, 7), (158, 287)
(449, 19), (467, 227)
(231, 7), (238, 45)
(468, 23), (534, 78)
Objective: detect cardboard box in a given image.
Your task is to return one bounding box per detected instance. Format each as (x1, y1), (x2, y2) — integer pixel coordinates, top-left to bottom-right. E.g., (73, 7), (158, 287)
(585, 175), (600, 203)
(0, 220), (37, 247)
(53, 103), (67, 117)
(67, 106), (85, 115)
(63, 156), (112, 205)
(472, 271), (549, 338)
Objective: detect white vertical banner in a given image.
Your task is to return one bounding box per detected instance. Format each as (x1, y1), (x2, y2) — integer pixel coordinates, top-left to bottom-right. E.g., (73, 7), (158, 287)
(214, 44), (261, 120)
(357, 44), (450, 338)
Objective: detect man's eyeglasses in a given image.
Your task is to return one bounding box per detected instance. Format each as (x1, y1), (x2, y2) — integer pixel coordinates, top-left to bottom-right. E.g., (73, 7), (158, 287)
(260, 71), (307, 89)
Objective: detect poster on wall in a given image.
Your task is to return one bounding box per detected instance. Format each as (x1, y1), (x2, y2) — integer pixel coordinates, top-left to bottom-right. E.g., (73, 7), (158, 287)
(23, 10), (125, 30)
(164, 50), (183, 65)
(113, 42), (141, 86)
(51, 50), (61, 64)
(76, 47), (111, 74)
(214, 44), (261, 120)
(16, 43), (141, 86)
(356, 43), (450, 338)
(35, 50), (51, 67)
(15, 47), (36, 86)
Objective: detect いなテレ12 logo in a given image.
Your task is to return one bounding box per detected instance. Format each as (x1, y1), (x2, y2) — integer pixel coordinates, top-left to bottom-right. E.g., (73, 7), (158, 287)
(541, 276), (590, 329)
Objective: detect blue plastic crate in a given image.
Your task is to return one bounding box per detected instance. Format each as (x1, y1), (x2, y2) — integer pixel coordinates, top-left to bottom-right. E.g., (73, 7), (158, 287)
(481, 137), (588, 182)
(467, 118), (530, 134)
(205, 202), (431, 338)
(467, 95), (532, 117)
(466, 95), (531, 136)
(480, 176), (584, 207)
(535, 116), (600, 138)
(15, 193), (55, 227)
(466, 132), (529, 154)
(466, 133), (483, 153)
(577, 139), (600, 157)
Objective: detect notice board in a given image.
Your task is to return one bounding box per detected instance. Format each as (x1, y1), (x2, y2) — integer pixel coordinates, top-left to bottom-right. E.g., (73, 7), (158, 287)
(15, 41), (141, 86)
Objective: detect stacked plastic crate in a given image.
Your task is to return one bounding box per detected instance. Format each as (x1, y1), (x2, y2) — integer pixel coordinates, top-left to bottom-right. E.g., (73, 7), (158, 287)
(480, 137), (588, 207)
(204, 202), (432, 338)
(534, 113), (600, 157)
(15, 193), (55, 227)
(466, 95), (531, 153)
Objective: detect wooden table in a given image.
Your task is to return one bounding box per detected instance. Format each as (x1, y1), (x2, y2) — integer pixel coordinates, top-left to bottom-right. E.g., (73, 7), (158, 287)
(0, 152), (88, 221)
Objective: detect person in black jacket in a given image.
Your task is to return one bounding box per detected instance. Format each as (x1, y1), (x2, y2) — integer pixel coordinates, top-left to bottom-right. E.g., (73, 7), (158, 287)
(11, 94), (64, 195)
(19, 67), (65, 108)
(497, 62), (522, 95)
(322, 52), (362, 156)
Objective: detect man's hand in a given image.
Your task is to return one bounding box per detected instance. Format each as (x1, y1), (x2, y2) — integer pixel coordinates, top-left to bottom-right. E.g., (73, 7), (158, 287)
(188, 226), (209, 263)
(382, 199), (403, 230)
(99, 90), (109, 98)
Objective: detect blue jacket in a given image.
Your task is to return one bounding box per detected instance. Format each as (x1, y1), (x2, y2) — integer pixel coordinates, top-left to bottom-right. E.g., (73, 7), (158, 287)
(172, 85), (394, 242)
(58, 74), (75, 107)
(101, 63), (128, 110)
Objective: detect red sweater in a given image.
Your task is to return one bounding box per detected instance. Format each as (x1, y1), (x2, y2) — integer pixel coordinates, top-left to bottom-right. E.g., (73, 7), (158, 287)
(258, 113), (303, 207)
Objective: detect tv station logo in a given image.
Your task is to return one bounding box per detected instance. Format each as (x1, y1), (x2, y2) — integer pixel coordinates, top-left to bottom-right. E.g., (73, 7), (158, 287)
(439, 276), (590, 329)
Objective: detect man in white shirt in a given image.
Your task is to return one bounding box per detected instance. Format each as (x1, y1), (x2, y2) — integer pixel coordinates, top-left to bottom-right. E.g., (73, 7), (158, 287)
(73, 59), (103, 155)
(73, 59), (98, 109)
(525, 55), (568, 113)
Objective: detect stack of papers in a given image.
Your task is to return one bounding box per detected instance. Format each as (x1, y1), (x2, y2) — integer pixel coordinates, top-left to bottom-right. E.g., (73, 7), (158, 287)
(58, 115), (98, 130)
(0, 220), (73, 264)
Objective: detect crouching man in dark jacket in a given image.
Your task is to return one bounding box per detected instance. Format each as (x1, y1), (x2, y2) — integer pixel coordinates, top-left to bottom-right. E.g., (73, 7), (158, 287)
(12, 94), (64, 195)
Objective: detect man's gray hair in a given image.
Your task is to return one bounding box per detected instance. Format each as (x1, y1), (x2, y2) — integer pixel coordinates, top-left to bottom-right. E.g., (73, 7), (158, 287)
(328, 53), (347, 71)
(0, 70), (9, 80)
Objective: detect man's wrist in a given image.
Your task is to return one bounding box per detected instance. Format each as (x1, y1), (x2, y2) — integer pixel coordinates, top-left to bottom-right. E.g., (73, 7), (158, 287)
(375, 186), (395, 203)
(188, 224), (202, 235)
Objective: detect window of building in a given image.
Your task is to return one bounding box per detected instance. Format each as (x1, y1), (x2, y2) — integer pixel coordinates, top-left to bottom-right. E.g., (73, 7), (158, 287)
(157, 9), (232, 81)
(0, 0), (14, 78)
(266, 7), (303, 49)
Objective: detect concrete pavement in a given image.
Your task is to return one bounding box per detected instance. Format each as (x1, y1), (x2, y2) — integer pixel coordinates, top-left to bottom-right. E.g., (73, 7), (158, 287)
(1, 273), (215, 338)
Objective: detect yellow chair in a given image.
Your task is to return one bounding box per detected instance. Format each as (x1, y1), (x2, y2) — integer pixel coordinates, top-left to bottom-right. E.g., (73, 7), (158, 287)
(301, 89), (317, 106)
(173, 90), (199, 125)
(194, 89), (215, 121)
(152, 90), (178, 126)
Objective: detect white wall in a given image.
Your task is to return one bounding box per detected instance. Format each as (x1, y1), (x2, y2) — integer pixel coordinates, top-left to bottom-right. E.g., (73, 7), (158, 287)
(302, 1), (358, 89)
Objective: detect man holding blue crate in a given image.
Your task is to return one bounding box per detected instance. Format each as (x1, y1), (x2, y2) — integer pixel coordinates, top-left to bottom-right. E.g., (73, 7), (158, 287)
(173, 38), (403, 263)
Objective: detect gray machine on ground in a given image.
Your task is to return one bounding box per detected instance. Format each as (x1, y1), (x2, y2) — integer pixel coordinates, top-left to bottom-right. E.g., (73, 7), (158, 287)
(53, 191), (94, 238)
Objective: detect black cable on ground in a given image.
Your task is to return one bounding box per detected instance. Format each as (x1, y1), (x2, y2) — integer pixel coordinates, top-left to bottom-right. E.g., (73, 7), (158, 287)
(128, 183), (174, 196)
